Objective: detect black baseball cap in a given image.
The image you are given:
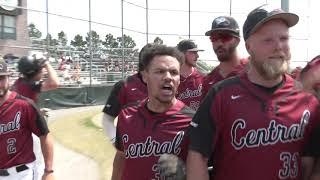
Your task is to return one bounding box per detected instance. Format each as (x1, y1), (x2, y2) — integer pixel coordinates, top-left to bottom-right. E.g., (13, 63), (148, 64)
(177, 40), (204, 52)
(0, 60), (11, 76)
(243, 4), (299, 41)
(205, 16), (240, 37)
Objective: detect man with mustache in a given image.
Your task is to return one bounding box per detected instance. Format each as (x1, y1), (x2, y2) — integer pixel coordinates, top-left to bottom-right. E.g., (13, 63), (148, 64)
(111, 45), (194, 180)
(186, 5), (320, 180)
(0, 60), (54, 180)
(202, 16), (247, 97)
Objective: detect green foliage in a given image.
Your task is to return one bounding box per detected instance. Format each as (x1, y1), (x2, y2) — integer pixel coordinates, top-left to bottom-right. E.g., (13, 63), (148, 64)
(102, 33), (138, 59)
(71, 34), (87, 51)
(85, 30), (102, 53)
(58, 31), (68, 47)
(153, 37), (163, 44)
(28, 23), (42, 39)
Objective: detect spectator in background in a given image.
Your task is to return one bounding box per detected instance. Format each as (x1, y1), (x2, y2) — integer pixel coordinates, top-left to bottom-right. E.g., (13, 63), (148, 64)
(202, 15), (248, 98)
(176, 39), (204, 111)
(102, 43), (153, 143)
(12, 54), (59, 180)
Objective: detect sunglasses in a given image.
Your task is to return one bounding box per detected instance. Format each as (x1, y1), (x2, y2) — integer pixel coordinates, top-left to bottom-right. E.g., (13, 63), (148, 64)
(209, 33), (234, 43)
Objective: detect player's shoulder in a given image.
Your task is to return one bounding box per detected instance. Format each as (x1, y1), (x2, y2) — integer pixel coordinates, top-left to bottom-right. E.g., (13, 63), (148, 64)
(211, 75), (241, 93)
(10, 91), (37, 108)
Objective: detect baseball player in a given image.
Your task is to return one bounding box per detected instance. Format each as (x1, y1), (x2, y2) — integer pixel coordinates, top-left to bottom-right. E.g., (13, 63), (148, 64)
(297, 55), (320, 180)
(0, 60), (54, 180)
(176, 40), (204, 111)
(12, 54), (59, 180)
(111, 45), (194, 180)
(202, 15), (248, 98)
(102, 44), (153, 142)
(186, 5), (320, 180)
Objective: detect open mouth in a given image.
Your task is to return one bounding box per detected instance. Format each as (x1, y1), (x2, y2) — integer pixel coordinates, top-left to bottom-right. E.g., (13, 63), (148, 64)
(161, 84), (173, 95)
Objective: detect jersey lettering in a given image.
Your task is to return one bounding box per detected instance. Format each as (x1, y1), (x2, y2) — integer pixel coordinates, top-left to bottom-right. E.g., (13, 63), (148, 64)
(0, 112), (21, 135)
(123, 131), (184, 158)
(231, 110), (310, 150)
(177, 84), (202, 100)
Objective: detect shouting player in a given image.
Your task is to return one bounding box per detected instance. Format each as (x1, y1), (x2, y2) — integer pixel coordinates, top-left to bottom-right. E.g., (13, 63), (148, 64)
(176, 39), (204, 111)
(102, 44), (153, 142)
(0, 60), (54, 180)
(111, 45), (194, 180)
(186, 5), (320, 180)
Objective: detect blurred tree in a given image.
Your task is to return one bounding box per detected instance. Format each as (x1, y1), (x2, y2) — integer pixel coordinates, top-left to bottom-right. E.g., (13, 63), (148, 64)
(58, 31), (68, 47)
(103, 34), (138, 60)
(153, 37), (163, 44)
(28, 23), (42, 39)
(85, 30), (102, 54)
(71, 34), (87, 51)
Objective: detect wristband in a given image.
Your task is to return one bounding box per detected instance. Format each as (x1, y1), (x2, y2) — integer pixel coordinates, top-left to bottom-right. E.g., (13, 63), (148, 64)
(44, 169), (54, 174)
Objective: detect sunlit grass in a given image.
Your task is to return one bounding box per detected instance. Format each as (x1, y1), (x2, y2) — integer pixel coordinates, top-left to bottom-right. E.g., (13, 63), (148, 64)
(49, 107), (116, 180)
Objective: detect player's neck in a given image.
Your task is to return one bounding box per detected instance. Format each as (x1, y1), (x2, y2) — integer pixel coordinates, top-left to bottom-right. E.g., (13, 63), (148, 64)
(147, 98), (177, 113)
(0, 90), (11, 106)
(180, 65), (194, 78)
(247, 67), (284, 88)
(218, 53), (241, 77)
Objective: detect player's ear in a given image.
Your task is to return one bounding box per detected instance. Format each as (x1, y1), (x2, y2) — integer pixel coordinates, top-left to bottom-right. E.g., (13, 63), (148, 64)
(141, 70), (148, 84)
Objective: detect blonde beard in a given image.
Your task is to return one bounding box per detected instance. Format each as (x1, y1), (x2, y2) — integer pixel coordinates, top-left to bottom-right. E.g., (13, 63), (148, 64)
(250, 57), (289, 81)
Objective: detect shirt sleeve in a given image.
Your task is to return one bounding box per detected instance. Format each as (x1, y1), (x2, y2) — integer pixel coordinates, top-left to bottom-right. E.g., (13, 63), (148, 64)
(102, 80), (125, 117)
(303, 123), (320, 157)
(188, 87), (217, 158)
(26, 99), (49, 136)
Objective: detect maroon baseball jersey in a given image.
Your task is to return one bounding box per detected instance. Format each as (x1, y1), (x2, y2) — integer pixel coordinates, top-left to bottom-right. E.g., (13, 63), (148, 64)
(0, 91), (49, 169)
(202, 58), (247, 99)
(103, 73), (147, 117)
(115, 99), (194, 180)
(189, 73), (320, 180)
(176, 69), (204, 111)
(12, 77), (42, 102)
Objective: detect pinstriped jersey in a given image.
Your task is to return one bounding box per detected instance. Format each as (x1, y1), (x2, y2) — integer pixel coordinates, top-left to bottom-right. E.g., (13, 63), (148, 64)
(103, 73), (147, 117)
(0, 92), (49, 169)
(115, 99), (194, 180)
(189, 73), (320, 180)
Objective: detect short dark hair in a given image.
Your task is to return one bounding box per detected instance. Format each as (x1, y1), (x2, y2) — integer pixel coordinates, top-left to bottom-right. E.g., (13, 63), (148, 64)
(141, 44), (184, 71)
(138, 43), (154, 72)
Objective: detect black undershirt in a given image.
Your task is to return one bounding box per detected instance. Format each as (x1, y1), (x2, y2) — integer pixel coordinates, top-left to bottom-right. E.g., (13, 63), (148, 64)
(252, 79), (284, 94)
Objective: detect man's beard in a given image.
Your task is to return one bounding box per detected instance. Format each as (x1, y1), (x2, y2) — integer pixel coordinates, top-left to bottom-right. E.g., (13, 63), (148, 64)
(0, 87), (9, 98)
(214, 45), (236, 62)
(251, 56), (289, 80)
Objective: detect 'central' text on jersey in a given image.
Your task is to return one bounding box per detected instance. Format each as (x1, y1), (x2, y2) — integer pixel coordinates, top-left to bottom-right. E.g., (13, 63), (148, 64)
(231, 110), (310, 150)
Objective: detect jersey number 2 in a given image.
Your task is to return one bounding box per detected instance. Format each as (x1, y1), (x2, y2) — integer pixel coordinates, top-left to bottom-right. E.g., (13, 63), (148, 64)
(7, 138), (17, 154)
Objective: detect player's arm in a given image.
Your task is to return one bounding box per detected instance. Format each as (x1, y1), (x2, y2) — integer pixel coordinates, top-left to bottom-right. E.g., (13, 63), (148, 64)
(310, 158), (320, 180)
(102, 113), (116, 142)
(301, 157), (315, 180)
(187, 85), (217, 180)
(102, 80), (125, 141)
(111, 150), (125, 180)
(187, 150), (209, 180)
(41, 61), (60, 92)
(39, 133), (55, 180)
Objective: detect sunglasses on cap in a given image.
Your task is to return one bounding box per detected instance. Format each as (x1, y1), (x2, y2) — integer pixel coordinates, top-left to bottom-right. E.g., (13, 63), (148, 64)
(209, 33), (235, 43)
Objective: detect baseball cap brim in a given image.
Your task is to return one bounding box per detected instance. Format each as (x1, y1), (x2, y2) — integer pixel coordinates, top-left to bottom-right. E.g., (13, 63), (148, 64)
(205, 28), (240, 36)
(250, 12), (299, 36)
(187, 48), (204, 52)
(0, 72), (11, 76)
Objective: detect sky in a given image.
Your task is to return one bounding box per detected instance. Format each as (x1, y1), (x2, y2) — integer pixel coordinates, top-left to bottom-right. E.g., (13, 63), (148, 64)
(26, 0), (320, 68)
